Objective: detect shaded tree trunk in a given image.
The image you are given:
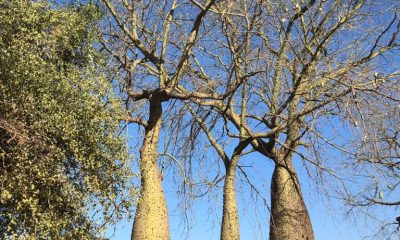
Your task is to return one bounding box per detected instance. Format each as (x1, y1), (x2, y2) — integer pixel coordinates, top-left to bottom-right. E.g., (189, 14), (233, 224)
(131, 97), (170, 240)
(220, 155), (240, 240)
(269, 155), (314, 240)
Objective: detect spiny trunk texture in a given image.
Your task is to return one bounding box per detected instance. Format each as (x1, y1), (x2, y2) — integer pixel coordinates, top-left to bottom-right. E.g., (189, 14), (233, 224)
(270, 156), (314, 240)
(220, 156), (240, 240)
(132, 99), (170, 240)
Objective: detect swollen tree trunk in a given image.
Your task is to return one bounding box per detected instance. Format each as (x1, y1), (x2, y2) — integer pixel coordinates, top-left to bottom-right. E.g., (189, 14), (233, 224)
(220, 155), (240, 240)
(269, 156), (314, 240)
(131, 97), (170, 240)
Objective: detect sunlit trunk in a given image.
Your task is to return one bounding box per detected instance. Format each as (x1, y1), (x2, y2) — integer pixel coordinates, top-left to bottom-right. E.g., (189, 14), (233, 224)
(131, 98), (170, 240)
(220, 155), (240, 240)
(269, 155), (314, 240)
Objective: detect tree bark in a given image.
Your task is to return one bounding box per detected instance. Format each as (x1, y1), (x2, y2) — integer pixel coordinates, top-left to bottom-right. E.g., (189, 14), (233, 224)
(220, 155), (240, 240)
(269, 156), (314, 240)
(131, 98), (170, 240)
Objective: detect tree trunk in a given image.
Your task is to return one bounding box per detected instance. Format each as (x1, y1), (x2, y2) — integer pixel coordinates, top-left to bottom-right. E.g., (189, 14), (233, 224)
(220, 155), (240, 240)
(269, 156), (314, 240)
(131, 98), (170, 240)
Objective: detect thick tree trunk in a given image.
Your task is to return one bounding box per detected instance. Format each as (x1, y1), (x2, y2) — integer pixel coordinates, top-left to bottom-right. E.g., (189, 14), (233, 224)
(269, 156), (314, 240)
(220, 156), (240, 240)
(131, 98), (170, 240)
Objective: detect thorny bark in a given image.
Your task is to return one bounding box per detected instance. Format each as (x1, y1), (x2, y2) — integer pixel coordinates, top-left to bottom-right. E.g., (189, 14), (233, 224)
(270, 154), (314, 240)
(220, 154), (240, 240)
(132, 97), (170, 240)
(186, 102), (250, 240)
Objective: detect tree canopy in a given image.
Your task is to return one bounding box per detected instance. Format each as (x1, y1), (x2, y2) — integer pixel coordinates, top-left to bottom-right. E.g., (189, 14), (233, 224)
(0, 0), (134, 238)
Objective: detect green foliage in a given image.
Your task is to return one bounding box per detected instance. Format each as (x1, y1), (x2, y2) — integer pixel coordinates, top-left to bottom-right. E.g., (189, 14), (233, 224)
(0, 0), (134, 238)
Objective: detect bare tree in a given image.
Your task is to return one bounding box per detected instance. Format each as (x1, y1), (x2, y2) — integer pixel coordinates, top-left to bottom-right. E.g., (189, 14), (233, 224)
(185, 100), (254, 240)
(99, 0), (399, 239)
(188, 0), (400, 239)
(98, 1), (239, 239)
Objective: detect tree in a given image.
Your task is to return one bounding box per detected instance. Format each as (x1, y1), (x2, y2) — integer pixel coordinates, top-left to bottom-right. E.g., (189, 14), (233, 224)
(100, 0), (399, 239)
(185, 102), (252, 240)
(0, 1), (133, 238)
(98, 0), (236, 239)
(185, 0), (399, 239)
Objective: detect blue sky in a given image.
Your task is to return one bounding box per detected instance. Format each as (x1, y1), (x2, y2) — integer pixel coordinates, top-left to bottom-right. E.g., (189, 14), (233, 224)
(105, 143), (394, 240)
